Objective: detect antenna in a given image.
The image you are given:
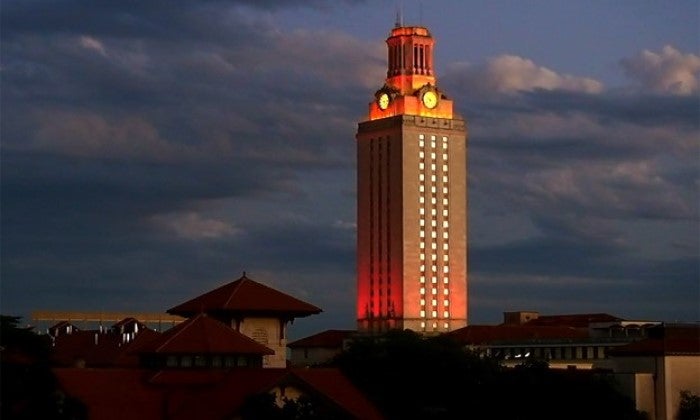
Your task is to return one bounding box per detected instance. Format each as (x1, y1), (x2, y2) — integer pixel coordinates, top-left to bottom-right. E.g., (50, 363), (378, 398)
(395, 1), (404, 27)
(419, 2), (423, 26)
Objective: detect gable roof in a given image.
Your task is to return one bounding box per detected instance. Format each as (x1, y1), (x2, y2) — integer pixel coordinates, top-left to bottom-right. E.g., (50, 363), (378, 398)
(167, 274), (322, 318)
(137, 313), (274, 355)
(288, 329), (356, 348)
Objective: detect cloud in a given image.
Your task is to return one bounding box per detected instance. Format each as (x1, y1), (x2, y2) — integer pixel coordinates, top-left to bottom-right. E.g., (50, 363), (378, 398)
(79, 35), (107, 56)
(150, 211), (240, 240)
(445, 55), (603, 95)
(621, 45), (700, 95)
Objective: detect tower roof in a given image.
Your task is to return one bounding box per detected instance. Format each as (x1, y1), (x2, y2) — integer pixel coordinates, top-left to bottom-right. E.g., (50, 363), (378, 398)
(167, 274), (322, 319)
(138, 313), (274, 355)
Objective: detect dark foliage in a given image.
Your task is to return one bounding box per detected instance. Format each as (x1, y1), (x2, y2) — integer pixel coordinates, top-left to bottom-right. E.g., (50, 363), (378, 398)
(332, 329), (645, 420)
(0, 315), (87, 420)
(677, 390), (700, 420)
(239, 391), (340, 420)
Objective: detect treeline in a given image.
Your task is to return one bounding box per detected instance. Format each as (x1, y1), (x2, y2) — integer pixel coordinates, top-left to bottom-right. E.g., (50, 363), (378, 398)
(330, 329), (647, 420)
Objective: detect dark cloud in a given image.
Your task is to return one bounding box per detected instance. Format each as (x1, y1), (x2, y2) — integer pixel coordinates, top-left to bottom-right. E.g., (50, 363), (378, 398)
(1, 2), (697, 332)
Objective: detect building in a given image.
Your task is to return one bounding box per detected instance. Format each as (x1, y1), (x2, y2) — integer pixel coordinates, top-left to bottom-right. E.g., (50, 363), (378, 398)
(288, 329), (356, 367)
(38, 274), (384, 419)
(356, 24), (468, 334)
(167, 273), (322, 368)
(609, 324), (700, 420)
(445, 311), (661, 370)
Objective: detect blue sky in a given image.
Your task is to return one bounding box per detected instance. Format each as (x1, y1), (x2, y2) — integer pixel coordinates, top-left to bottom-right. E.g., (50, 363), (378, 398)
(1, 0), (698, 339)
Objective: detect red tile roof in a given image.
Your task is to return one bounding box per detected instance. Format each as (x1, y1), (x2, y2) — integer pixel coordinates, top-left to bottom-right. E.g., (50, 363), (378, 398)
(288, 329), (355, 348)
(524, 313), (621, 328)
(54, 367), (385, 420)
(609, 327), (700, 356)
(445, 324), (588, 345)
(167, 274), (322, 318)
(51, 329), (160, 367)
(292, 368), (385, 420)
(137, 313), (274, 355)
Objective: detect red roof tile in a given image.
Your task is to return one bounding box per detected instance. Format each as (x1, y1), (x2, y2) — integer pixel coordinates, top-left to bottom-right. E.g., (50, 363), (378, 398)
(609, 327), (700, 356)
(288, 329), (355, 348)
(51, 328), (163, 367)
(525, 313), (621, 328)
(138, 313), (274, 355)
(54, 368), (162, 420)
(55, 367), (385, 420)
(291, 368), (385, 420)
(167, 275), (322, 318)
(446, 324), (588, 345)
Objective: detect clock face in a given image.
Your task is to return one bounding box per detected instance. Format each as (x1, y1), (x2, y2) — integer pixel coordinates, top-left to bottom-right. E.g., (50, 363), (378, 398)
(378, 93), (390, 110)
(422, 91), (438, 109)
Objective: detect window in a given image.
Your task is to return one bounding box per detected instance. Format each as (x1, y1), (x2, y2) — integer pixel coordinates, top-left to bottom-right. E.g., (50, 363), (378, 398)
(419, 151), (425, 158)
(420, 242), (425, 249)
(420, 287), (425, 294)
(443, 154), (448, 160)
(443, 311), (449, 318)
(420, 276), (425, 284)
(419, 163), (424, 170)
(443, 199), (449, 205)
(443, 165), (448, 172)
(431, 164), (436, 171)
(431, 231), (437, 238)
(431, 288), (437, 294)
(443, 232), (449, 239)
(443, 187), (449, 194)
(443, 289), (449, 295)
(431, 277), (437, 284)
(443, 254), (449, 261)
(420, 253), (425, 260)
(419, 185), (425, 192)
(430, 152), (436, 159)
(443, 266), (449, 273)
(420, 299), (426, 305)
(431, 310), (437, 318)
(444, 300), (449, 306)
(443, 209), (449, 217)
(420, 310), (426, 317)
(420, 208), (425, 215)
(419, 196), (425, 204)
(431, 186), (437, 193)
(431, 243), (437, 249)
(420, 219), (425, 226)
(419, 174), (425, 181)
(443, 221), (449, 228)
(431, 175), (437, 182)
(443, 176), (448, 183)
(443, 243), (449, 250)
(443, 277), (449, 284)
(420, 231), (425, 238)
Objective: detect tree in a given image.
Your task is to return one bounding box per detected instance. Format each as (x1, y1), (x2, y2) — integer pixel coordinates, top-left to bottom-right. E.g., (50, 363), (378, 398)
(331, 329), (646, 420)
(1, 315), (86, 420)
(677, 390), (700, 420)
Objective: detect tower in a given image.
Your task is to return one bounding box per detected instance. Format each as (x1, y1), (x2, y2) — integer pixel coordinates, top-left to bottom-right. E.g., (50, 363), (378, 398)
(356, 25), (468, 334)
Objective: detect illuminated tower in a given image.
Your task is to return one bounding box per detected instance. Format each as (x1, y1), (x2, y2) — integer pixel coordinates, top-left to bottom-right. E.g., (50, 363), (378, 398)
(356, 25), (467, 334)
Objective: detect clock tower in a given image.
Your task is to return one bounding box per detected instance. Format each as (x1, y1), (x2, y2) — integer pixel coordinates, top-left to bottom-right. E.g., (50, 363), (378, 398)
(356, 25), (468, 334)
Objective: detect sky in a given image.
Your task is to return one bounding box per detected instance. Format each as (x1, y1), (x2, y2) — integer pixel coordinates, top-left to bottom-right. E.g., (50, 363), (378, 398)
(2, 0), (698, 339)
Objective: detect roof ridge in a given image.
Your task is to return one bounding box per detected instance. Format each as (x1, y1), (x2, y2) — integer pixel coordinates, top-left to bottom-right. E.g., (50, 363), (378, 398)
(222, 277), (246, 308)
(155, 313), (200, 352)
